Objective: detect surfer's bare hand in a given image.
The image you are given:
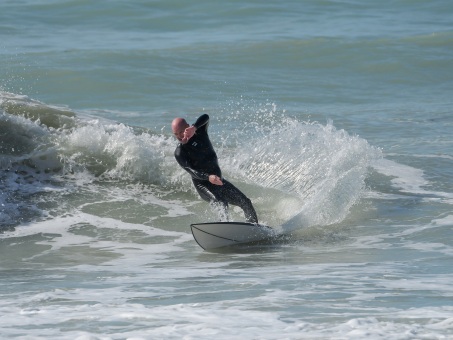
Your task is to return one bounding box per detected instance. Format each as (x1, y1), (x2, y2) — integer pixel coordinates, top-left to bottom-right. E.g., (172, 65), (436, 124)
(209, 175), (223, 185)
(181, 125), (196, 143)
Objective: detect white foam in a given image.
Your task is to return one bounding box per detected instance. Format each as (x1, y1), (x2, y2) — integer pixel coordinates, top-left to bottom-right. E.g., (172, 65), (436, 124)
(2, 222), (453, 340)
(432, 214), (453, 226)
(373, 158), (428, 193)
(2, 286), (452, 339)
(1, 212), (191, 268)
(373, 158), (453, 204)
(59, 120), (175, 184)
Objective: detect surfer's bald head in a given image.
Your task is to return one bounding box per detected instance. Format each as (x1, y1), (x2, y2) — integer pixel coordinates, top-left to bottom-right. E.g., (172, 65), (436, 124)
(172, 117), (189, 141)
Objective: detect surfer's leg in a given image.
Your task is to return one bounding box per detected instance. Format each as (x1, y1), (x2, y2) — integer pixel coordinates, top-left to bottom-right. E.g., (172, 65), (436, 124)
(220, 180), (258, 224)
(193, 180), (229, 221)
(210, 201), (230, 221)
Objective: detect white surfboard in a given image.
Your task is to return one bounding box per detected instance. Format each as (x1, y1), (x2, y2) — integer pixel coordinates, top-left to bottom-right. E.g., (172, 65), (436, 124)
(190, 222), (276, 250)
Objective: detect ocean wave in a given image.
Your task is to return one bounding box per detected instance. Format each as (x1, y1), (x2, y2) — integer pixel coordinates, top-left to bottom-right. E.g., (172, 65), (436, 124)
(1, 92), (382, 230)
(0, 92), (174, 229)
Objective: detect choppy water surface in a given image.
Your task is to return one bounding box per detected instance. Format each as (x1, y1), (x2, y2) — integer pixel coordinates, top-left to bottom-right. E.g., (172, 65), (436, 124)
(1, 0), (453, 338)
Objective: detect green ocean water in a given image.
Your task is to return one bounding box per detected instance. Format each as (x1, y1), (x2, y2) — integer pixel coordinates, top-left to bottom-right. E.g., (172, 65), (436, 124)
(1, 1), (453, 339)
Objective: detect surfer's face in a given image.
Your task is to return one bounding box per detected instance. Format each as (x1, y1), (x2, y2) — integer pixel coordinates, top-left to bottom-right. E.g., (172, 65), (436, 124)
(171, 118), (190, 143)
(172, 127), (186, 142)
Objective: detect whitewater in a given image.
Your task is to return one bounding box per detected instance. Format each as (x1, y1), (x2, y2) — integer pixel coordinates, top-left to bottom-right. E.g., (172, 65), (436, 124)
(1, 0), (453, 339)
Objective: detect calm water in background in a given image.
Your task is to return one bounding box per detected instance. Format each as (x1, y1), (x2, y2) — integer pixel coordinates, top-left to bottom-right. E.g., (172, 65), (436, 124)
(1, 1), (453, 339)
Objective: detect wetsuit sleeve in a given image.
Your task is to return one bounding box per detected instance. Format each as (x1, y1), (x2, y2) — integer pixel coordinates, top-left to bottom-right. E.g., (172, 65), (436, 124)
(174, 146), (210, 181)
(193, 114), (209, 132)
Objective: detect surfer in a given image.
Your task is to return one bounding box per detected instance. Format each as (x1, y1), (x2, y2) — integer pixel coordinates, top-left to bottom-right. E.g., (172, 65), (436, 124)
(171, 114), (258, 224)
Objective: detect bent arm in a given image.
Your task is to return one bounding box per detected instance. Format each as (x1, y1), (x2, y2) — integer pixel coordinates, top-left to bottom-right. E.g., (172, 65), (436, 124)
(193, 114), (209, 132)
(182, 114), (209, 143)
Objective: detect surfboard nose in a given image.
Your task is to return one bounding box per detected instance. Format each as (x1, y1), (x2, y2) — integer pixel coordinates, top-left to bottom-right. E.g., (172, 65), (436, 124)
(190, 222), (276, 250)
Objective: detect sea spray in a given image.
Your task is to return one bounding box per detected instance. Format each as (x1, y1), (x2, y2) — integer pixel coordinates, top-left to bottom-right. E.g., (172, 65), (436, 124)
(218, 106), (381, 228)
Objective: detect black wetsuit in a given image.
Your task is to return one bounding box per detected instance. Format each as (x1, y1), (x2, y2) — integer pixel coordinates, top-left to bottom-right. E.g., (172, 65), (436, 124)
(174, 114), (258, 223)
